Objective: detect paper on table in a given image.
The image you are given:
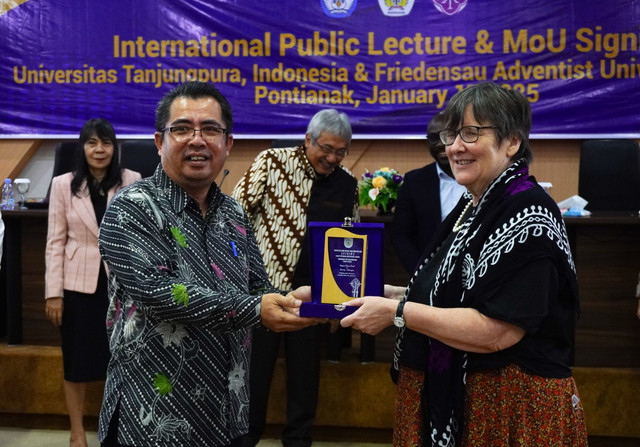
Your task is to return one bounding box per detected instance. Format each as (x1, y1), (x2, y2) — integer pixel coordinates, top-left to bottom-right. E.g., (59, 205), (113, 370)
(538, 181), (552, 193)
(557, 195), (591, 216)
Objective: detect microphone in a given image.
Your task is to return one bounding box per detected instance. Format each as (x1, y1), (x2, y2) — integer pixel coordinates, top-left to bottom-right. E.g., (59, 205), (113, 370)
(218, 169), (230, 188)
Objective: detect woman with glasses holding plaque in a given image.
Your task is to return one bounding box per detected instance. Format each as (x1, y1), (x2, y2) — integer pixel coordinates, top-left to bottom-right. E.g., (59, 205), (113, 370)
(338, 83), (588, 446)
(44, 118), (140, 447)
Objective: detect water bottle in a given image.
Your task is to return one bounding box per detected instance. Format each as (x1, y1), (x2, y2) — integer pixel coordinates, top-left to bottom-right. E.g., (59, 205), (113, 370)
(1, 178), (15, 210)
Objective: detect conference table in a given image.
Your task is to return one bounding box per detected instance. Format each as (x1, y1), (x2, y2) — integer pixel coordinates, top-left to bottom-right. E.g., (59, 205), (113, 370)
(563, 211), (640, 366)
(2, 208), (639, 367)
(1, 208), (49, 345)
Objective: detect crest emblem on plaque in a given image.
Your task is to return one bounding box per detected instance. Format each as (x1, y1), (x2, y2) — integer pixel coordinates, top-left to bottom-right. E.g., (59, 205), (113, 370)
(433, 0), (468, 16)
(378, 0), (415, 17)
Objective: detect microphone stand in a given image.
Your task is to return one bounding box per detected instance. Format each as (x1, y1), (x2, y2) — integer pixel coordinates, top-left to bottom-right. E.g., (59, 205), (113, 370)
(218, 169), (230, 189)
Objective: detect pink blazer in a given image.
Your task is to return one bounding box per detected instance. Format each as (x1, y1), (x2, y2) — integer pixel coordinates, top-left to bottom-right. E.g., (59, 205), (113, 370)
(45, 169), (141, 298)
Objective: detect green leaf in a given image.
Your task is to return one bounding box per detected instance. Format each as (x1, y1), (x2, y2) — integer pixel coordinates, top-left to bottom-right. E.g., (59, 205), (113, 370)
(170, 226), (188, 248)
(172, 283), (189, 306)
(153, 373), (173, 396)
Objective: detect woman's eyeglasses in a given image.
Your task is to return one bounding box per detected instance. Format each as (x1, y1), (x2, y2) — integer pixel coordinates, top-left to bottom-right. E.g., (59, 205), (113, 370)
(439, 126), (497, 145)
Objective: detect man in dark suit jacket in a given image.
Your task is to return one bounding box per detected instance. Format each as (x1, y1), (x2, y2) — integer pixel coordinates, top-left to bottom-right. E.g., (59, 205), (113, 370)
(392, 112), (466, 273)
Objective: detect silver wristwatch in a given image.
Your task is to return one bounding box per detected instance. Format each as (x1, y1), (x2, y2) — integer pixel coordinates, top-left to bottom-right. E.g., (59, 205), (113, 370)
(393, 300), (406, 328)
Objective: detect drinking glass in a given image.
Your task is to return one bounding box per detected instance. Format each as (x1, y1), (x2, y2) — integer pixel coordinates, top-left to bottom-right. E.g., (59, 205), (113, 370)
(14, 178), (30, 209)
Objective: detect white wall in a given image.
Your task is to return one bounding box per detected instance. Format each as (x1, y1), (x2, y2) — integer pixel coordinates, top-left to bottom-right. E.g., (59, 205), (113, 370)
(17, 142), (57, 199)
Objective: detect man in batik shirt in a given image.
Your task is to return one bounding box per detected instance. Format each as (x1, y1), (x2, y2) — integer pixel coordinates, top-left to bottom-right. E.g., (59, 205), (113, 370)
(98, 81), (320, 447)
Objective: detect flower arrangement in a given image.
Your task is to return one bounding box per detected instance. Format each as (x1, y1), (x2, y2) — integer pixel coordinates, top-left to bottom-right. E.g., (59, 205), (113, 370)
(358, 167), (403, 214)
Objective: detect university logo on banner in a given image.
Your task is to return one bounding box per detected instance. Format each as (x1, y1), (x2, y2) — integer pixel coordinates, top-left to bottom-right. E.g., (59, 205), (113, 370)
(320, 0), (358, 18)
(378, 0), (415, 17)
(433, 0), (468, 16)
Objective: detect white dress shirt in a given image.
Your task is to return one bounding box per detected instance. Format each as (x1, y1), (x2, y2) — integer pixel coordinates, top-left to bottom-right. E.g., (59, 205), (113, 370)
(437, 163), (466, 222)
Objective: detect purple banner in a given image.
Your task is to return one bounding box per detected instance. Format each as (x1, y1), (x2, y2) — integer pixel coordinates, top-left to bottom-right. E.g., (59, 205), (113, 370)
(1, 0), (638, 139)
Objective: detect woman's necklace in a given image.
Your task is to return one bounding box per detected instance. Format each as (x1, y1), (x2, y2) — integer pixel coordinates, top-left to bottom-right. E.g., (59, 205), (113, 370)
(452, 199), (474, 232)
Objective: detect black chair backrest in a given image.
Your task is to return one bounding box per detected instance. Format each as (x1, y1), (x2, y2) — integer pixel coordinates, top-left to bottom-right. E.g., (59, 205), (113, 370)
(578, 139), (640, 211)
(46, 141), (79, 201)
(120, 140), (160, 178)
(51, 141), (79, 178)
(271, 139), (304, 148)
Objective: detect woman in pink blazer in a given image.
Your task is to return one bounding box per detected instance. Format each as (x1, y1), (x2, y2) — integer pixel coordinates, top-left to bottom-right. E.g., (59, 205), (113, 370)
(44, 118), (141, 447)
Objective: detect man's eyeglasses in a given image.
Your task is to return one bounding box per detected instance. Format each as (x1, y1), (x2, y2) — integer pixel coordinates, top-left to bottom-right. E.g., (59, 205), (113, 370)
(439, 126), (498, 145)
(312, 139), (348, 158)
(426, 133), (441, 146)
(162, 125), (227, 142)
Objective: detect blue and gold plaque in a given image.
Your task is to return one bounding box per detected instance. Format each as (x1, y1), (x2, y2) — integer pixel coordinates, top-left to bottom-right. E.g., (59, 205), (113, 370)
(300, 219), (384, 319)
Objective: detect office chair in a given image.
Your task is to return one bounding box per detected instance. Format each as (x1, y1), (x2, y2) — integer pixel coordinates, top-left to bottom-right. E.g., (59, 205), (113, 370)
(51, 141), (79, 178)
(578, 139), (640, 211)
(120, 140), (160, 178)
(45, 141), (79, 201)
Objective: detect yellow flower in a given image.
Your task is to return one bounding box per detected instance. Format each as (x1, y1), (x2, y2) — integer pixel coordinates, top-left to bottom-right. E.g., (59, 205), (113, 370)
(379, 167), (391, 172)
(372, 175), (387, 189)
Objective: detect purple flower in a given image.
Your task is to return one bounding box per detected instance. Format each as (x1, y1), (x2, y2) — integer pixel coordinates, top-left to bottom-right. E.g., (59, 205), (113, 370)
(363, 172), (373, 179)
(393, 174), (403, 184)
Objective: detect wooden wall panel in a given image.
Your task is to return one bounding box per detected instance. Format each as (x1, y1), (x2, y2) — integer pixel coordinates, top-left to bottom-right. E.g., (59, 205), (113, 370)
(0, 139), (42, 181)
